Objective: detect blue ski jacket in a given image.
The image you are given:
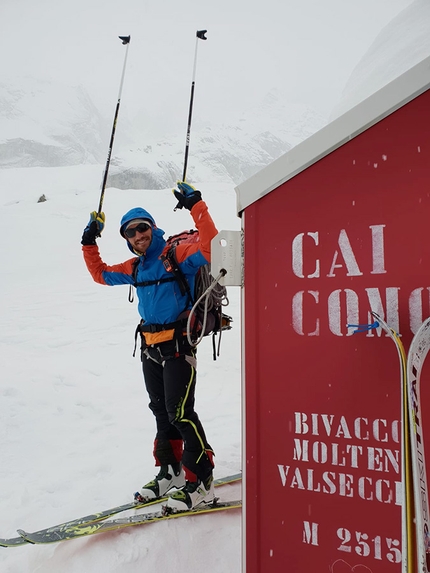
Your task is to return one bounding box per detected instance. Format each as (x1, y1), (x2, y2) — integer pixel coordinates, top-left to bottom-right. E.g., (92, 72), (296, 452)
(82, 201), (218, 342)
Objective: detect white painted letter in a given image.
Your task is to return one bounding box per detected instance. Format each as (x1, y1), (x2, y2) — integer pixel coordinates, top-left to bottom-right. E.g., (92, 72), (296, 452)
(292, 291), (320, 336)
(292, 232), (320, 278)
(328, 289), (359, 337)
(370, 225), (387, 274)
(327, 230), (363, 277)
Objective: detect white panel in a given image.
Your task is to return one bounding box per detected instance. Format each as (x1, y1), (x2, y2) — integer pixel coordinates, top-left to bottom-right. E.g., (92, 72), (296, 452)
(211, 230), (242, 287)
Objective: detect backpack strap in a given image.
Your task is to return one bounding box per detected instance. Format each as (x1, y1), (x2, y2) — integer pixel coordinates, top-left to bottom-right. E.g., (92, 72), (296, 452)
(130, 257), (177, 288)
(134, 277), (177, 287)
(160, 246), (194, 303)
(128, 259), (140, 303)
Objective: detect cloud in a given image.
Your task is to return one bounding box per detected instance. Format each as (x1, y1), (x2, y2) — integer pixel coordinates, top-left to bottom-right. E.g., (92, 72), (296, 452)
(0, 0), (414, 128)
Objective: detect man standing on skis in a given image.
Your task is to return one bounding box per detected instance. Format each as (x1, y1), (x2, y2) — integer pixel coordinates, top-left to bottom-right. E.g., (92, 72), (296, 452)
(81, 182), (215, 511)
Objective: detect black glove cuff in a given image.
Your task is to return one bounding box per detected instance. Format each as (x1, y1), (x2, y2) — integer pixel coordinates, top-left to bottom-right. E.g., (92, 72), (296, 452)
(81, 233), (97, 246)
(188, 194), (202, 209)
(81, 221), (98, 246)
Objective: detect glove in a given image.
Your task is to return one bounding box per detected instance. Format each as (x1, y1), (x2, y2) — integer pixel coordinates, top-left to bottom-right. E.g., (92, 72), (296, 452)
(81, 211), (105, 246)
(173, 181), (202, 211)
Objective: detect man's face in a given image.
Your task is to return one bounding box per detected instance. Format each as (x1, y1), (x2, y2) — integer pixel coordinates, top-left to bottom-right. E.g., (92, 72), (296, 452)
(124, 221), (152, 254)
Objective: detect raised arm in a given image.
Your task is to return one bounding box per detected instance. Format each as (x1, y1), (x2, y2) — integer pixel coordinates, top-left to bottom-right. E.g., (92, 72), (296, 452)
(173, 182), (218, 263)
(81, 211), (137, 285)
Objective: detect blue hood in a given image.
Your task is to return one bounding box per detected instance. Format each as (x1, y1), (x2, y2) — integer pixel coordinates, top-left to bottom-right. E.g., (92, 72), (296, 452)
(120, 207), (166, 257)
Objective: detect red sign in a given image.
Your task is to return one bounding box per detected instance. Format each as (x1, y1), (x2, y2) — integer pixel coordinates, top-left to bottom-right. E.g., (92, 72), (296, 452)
(243, 89), (430, 572)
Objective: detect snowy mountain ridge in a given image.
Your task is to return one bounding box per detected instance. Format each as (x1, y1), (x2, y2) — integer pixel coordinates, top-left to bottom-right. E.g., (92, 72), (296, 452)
(107, 88), (327, 189)
(0, 77), (107, 168)
(0, 76), (327, 187)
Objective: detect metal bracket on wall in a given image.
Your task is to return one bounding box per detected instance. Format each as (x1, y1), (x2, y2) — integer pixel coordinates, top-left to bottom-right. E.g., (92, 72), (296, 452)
(211, 230), (243, 287)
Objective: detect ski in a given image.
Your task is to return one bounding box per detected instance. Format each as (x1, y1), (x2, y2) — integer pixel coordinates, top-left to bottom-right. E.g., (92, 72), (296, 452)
(0, 471), (241, 548)
(18, 499), (241, 544)
(406, 317), (430, 572)
(371, 312), (414, 573)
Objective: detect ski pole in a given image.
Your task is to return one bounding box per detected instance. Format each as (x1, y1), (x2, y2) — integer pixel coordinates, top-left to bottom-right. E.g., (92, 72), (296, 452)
(175, 29), (207, 210)
(97, 35), (131, 215)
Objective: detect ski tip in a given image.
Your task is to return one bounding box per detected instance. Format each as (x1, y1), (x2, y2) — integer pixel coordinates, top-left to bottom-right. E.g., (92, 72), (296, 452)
(16, 530), (35, 545)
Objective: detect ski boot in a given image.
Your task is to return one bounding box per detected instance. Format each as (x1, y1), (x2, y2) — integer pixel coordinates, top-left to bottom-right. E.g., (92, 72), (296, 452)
(165, 474), (215, 512)
(134, 463), (185, 502)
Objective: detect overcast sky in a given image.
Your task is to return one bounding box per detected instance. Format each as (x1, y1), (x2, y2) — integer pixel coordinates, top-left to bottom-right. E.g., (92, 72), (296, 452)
(1, 0), (414, 137)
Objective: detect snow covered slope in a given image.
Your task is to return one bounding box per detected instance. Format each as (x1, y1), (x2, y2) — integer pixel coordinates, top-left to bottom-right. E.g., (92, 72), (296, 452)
(0, 165), (241, 573)
(331, 0), (430, 119)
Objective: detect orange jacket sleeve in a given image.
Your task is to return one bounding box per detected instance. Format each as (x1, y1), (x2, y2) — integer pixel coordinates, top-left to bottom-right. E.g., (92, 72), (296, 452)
(175, 200), (218, 264)
(82, 244), (137, 285)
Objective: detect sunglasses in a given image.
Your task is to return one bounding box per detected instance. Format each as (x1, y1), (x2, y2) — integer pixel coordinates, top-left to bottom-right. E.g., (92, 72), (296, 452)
(124, 222), (151, 239)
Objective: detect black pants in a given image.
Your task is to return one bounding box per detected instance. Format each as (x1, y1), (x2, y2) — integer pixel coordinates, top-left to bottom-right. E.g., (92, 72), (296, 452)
(142, 339), (214, 482)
